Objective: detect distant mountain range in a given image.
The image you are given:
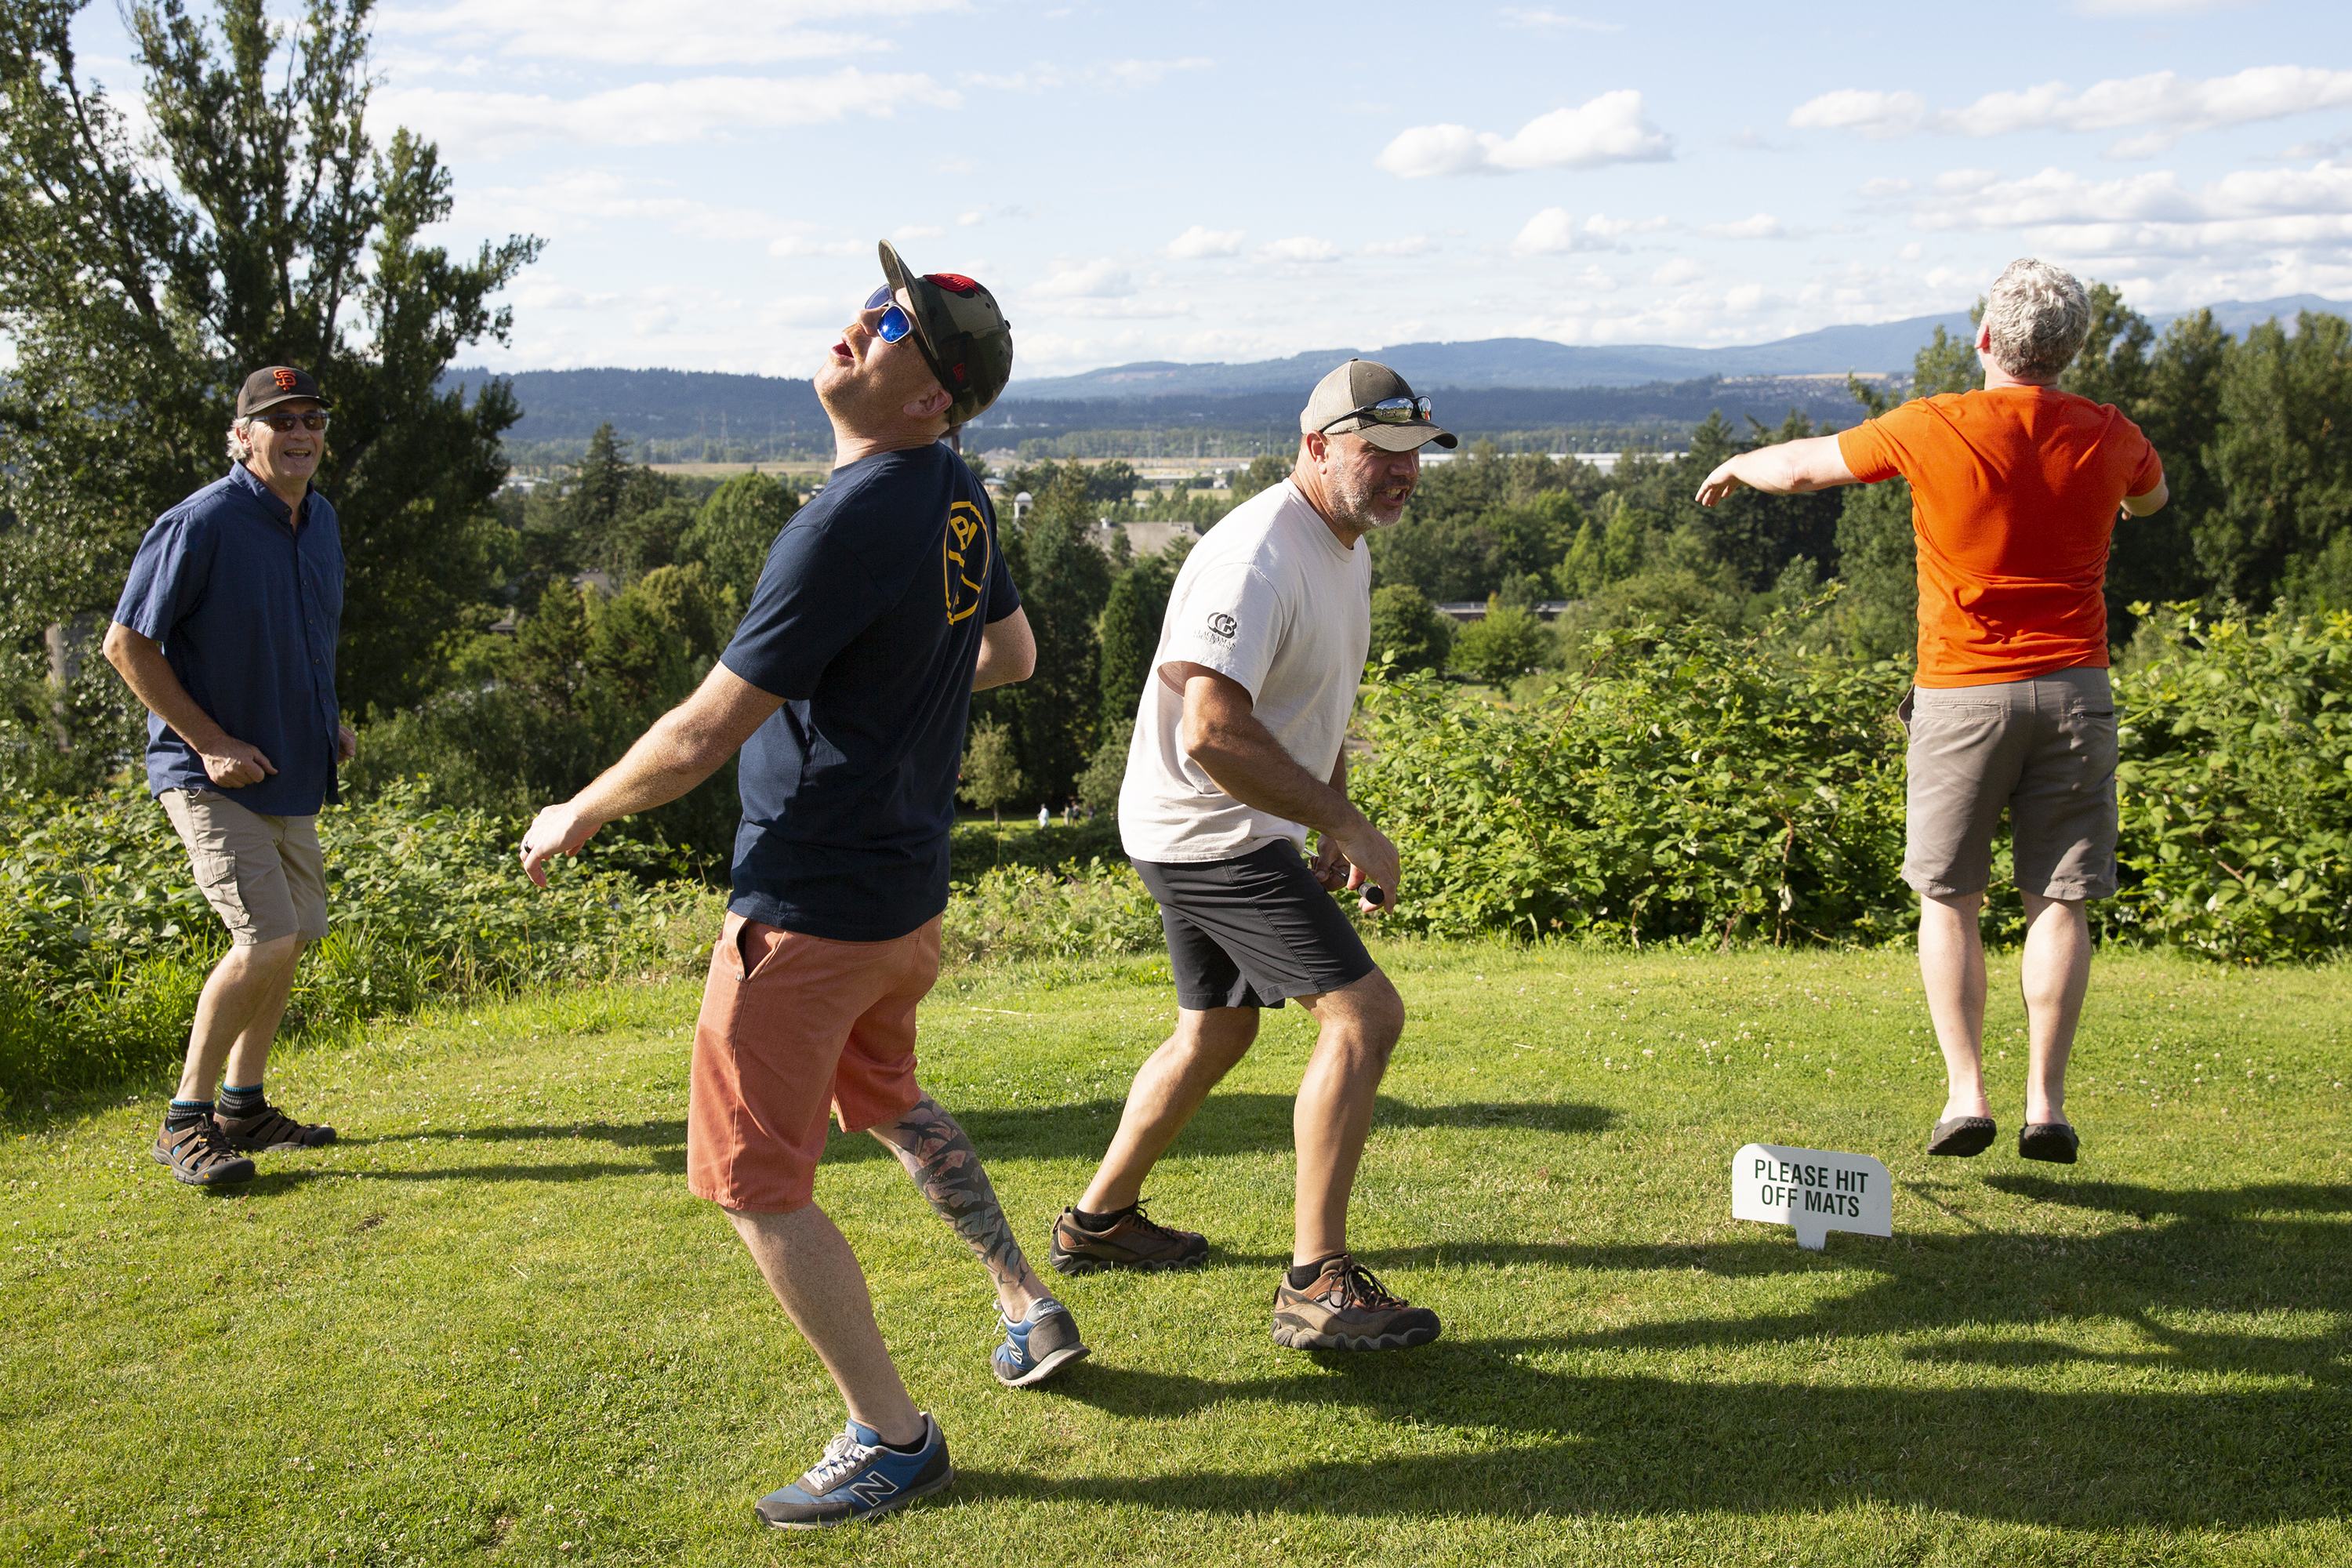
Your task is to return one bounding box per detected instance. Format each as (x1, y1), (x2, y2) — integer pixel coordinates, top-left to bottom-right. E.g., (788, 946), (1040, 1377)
(447, 295), (2346, 448)
(996, 296), (2347, 399)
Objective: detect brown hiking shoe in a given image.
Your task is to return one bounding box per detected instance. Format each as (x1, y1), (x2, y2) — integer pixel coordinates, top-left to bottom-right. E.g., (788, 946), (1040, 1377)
(1271, 1254), (1440, 1351)
(213, 1102), (336, 1152)
(151, 1121), (256, 1187)
(1047, 1200), (1209, 1275)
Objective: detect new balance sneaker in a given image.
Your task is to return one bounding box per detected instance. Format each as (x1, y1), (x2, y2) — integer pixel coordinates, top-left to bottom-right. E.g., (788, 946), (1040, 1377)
(1270, 1254), (1441, 1351)
(1047, 1200), (1208, 1275)
(213, 1102), (336, 1152)
(151, 1121), (256, 1187)
(992, 1296), (1090, 1388)
(754, 1414), (953, 1530)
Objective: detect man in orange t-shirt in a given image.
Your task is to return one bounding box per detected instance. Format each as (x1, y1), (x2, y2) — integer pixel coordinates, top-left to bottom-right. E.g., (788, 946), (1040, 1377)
(1696, 258), (2169, 1168)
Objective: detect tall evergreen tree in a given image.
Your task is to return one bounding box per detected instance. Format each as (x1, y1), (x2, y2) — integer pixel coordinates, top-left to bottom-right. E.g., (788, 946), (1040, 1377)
(1005, 465), (1113, 802)
(2205, 312), (2352, 611)
(1096, 553), (1176, 732)
(0, 0), (540, 731)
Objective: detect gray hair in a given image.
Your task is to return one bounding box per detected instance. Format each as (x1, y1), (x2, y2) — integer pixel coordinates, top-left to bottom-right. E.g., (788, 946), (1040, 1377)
(1981, 258), (2090, 381)
(225, 417), (256, 463)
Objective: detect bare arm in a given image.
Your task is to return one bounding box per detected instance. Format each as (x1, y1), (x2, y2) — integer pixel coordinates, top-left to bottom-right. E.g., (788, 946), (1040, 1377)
(1694, 433), (1859, 506)
(102, 621), (277, 788)
(519, 661), (782, 885)
(1172, 662), (1397, 913)
(2122, 477), (2169, 517)
(974, 605), (1036, 691)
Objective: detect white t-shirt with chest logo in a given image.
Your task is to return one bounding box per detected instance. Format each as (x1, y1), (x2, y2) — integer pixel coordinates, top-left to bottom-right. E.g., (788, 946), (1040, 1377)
(1117, 478), (1373, 864)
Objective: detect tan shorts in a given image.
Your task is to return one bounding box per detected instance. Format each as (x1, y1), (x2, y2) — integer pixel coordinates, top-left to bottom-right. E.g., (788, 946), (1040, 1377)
(685, 912), (942, 1214)
(159, 788), (329, 945)
(1900, 666), (2119, 902)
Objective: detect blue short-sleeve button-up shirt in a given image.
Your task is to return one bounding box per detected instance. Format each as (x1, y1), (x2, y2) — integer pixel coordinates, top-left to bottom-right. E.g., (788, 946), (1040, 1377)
(113, 463), (346, 817)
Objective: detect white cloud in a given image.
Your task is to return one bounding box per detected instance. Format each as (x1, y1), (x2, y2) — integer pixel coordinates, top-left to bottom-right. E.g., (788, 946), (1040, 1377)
(891, 224), (944, 241)
(768, 234), (863, 258)
(377, 0), (964, 68)
(1907, 158), (2352, 256)
(1791, 68), (2352, 157)
(1653, 258), (1705, 285)
(1096, 57), (1212, 90)
(1701, 212), (1787, 239)
(1163, 224), (1245, 259)
(1899, 241), (1925, 261)
(1500, 8), (1624, 31)
(1359, 236), (1436, 257)
(1860, 176), (1914, 198)
(1582, 212), (1671, 238)
(375, 68), (959, 156)
(1788, 89), (1926, 140)
(1932, 169), (2000, 194)
(1509, 208), (1586, 256)
(1031, 259), (1136, 298)
(1374, 89), (1671, 177)
(1258, 236), (1340, 263)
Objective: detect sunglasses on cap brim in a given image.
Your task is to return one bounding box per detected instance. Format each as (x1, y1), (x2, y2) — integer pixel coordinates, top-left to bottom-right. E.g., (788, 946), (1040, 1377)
(1319, 395), (1435, 434)
(862, 284), (916, 343)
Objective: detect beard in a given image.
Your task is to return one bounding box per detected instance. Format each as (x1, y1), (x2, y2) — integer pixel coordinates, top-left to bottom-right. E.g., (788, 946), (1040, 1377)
(1325, 458), (1414, 531)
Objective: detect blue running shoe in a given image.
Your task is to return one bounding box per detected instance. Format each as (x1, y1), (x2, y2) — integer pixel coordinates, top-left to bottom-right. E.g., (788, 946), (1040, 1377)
(753, 1414), (952, 1530)
(992, 1295), (1091, 1388)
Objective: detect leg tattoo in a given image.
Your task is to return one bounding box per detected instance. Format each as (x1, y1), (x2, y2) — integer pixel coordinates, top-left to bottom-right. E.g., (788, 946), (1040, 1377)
(873, 1094), (1033, 1298)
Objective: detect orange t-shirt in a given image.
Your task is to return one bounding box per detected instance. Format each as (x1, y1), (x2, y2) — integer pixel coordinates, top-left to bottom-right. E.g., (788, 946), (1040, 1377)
(1836, 387), (2162, 688)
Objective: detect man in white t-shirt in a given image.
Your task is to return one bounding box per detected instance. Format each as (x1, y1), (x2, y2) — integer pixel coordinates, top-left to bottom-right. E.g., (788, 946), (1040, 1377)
(1047, 359), (1454, 1352)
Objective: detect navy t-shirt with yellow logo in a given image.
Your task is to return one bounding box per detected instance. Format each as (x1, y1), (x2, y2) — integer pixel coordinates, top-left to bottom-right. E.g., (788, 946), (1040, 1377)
(717, 443), (1019, 942)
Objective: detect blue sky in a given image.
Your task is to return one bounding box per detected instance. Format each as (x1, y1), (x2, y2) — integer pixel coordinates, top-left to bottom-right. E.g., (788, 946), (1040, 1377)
(70, 0), (2352, 381)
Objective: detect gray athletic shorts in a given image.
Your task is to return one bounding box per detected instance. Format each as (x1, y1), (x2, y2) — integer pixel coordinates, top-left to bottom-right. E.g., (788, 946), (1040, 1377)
(1900, 666), (2119, 902)
(1131, 841), (1377, 1011)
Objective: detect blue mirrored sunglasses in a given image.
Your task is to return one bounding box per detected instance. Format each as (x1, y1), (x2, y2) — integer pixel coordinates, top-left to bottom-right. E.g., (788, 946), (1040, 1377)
(862, 283), (915, 343)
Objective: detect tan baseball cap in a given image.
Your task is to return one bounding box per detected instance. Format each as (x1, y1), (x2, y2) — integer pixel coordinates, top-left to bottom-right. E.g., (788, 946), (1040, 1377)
(1299, 358), (1456, 451)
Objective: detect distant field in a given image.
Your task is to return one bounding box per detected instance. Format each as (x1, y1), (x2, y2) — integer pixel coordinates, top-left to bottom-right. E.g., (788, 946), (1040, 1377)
(5, 942), (2346, 1566)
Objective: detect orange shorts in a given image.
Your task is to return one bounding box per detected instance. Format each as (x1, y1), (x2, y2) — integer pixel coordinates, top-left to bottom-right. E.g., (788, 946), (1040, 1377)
(685, 911), (942, 1213)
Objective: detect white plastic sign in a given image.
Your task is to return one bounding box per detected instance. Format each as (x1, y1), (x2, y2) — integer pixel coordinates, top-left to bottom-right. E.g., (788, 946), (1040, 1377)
(1732, 1143), (1893, 1250)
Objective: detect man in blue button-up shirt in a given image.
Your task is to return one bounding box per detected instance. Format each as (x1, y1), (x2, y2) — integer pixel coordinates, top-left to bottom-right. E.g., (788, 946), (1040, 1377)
(103, 365), (358, 1188)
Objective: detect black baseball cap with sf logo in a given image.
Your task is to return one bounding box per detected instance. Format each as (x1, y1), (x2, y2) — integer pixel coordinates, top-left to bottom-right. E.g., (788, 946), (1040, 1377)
(236, 365), (330, 418)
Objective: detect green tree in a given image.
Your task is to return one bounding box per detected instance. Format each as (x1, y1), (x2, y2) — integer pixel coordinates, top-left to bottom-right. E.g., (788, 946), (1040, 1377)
(1227, 452), (1291, 503)
(679, 470), (800, 613)
(958, 719), (1026, 824)
(1076, 717), (1134, 817)
(1097, 553), (1176, 731)
(2201, 312), (2352, 611)
(1000, 465), (1114, 801)
(1368, 584), (1454, 674)
(0, 0), (540, 727)
(1448, 600), (1553, 685)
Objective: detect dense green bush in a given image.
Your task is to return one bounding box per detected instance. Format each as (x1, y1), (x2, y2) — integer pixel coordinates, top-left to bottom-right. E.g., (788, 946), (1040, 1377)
(0, 780), (719, 1104)
(1355, 609), (1913, 945)
(941, 859), (1163, 967)
(2108, 607), (2352, 960)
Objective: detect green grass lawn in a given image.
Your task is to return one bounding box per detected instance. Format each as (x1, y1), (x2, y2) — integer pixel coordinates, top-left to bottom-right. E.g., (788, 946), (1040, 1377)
(5, 943), (2347, 1566)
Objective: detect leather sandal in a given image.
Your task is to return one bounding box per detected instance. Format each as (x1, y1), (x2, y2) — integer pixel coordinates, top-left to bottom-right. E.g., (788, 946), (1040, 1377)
(1927, 1116), (1997, 1156)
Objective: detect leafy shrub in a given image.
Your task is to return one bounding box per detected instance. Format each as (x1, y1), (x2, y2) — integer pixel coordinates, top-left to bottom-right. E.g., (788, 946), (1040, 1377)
(1356, 611), (1913, 945)
(941, 859), (1163, 967)
(0, 780), (720, 1103)
(2106, 606), (2352, 960)
(1448, 600), (1555, 685)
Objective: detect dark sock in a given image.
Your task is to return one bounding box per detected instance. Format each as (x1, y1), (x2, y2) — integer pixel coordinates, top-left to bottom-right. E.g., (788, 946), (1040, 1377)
(165, 1099), (214, 1132)
(1287, 1254), (1345, 1290)
(1071, 1205), (1127, 1230)
(879, 1426), (928, 1455)
(217, 1082), (267, 1117)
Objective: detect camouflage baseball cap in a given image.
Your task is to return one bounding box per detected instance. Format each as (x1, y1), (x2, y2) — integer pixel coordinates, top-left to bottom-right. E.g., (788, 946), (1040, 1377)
(877, 241), (1014, 426)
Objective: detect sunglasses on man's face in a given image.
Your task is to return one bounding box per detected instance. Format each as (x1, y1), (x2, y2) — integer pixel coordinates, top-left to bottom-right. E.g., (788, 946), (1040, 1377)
(1319, 395), (1434, 434)
(862, 284), (915, 343)
(254, 412), (330, 433)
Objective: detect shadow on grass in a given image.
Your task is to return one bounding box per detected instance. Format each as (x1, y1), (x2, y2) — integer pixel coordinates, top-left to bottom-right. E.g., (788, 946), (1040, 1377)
(960, 1350), (2347, 1526)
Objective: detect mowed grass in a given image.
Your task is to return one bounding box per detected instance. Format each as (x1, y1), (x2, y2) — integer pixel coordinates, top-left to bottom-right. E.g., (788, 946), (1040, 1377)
(4, 942), (2347, 1567)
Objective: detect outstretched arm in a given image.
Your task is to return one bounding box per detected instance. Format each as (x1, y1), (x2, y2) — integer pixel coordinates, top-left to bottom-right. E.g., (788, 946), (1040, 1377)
(870, 1094), (1049, 1318)
(519, 660), (781, 884)
(1694, 433), (1860, 506)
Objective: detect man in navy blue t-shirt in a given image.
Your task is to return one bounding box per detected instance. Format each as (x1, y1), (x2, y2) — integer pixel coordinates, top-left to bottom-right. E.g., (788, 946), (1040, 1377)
(522, 244), (1086, 1529)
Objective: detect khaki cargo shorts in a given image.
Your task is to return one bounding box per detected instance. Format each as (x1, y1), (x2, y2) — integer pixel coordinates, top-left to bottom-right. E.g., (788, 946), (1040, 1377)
(159, 788), (329, 945)
(1900, 666), (2119, 902)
